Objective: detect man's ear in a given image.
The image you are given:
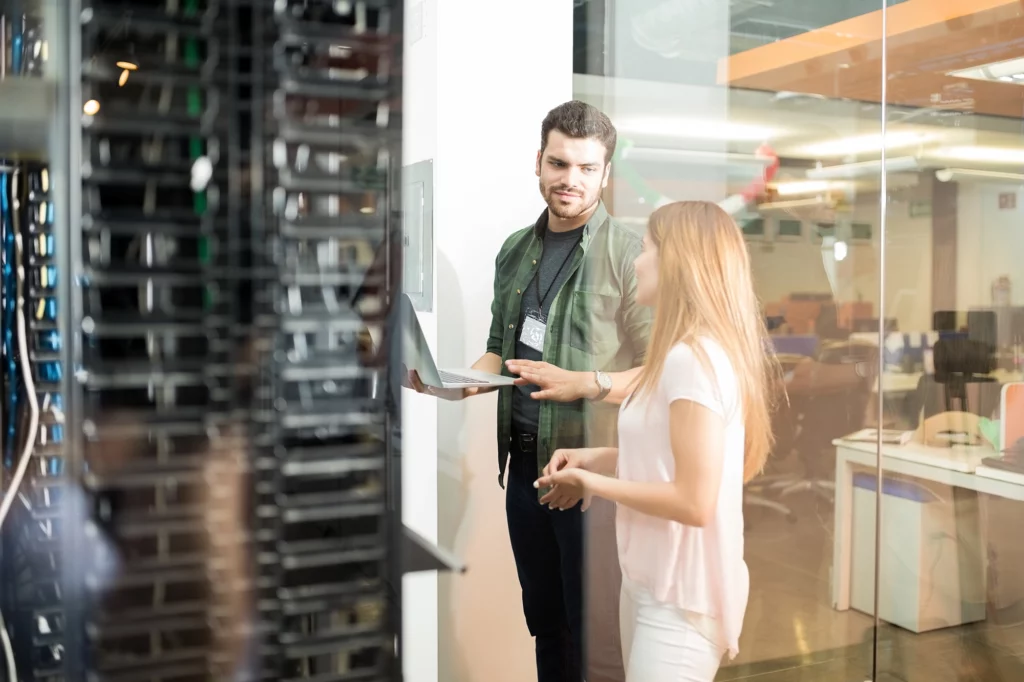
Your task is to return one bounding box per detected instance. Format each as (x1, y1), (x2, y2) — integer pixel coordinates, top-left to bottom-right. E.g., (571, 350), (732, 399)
(535, 150), (542, 177)
(602, 161), (612, 189)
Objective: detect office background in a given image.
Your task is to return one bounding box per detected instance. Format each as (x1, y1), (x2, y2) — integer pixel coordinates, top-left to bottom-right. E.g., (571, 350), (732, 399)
(401, 1), (1024, 681)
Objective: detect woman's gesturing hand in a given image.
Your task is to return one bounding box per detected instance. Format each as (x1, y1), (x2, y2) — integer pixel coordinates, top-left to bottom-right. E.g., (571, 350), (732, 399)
(536, 448), (595, 511)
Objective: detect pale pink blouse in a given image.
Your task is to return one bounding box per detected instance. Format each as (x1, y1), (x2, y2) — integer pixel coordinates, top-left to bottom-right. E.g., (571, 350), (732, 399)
(616, 340), (749, 659)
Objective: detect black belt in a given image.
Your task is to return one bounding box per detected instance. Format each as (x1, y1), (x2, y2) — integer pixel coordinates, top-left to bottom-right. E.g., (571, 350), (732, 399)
(511, 429), (538, 453)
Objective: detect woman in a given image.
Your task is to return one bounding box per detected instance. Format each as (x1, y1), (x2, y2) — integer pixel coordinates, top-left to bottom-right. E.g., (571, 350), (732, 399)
(534, 200), (777, 681)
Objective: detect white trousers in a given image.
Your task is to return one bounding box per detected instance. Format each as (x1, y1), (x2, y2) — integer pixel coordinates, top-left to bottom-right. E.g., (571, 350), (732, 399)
(619, 581), (724, 682)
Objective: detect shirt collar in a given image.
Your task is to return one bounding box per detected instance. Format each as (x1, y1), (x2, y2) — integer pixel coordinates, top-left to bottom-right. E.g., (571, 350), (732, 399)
(532, 200), (609, 252)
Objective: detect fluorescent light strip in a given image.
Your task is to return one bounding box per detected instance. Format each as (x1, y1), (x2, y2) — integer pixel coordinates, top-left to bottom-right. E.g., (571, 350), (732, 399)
(771, 180), (849, 196)
(931, 146), (1024, 165)
(799, 131), (933, 157)
(806, 156), (919, 179)
(936, 168), (1024, 183)
(622, 147), (772, 167)
(949, 57), (1024, 84)
(758, 196), (833, 211)
(618, 117), (776, 142)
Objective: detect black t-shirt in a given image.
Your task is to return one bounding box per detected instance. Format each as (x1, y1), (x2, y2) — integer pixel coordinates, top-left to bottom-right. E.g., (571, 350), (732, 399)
(511, 224), (584, 433)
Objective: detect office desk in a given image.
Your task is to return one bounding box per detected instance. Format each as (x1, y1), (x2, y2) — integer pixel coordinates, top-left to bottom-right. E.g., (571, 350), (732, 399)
(831, 439), (1024, 611)
(875, 369), (1023, 395)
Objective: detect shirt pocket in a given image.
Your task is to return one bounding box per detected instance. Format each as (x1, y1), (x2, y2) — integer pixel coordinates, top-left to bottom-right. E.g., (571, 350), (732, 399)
(569, 290), (619, 356)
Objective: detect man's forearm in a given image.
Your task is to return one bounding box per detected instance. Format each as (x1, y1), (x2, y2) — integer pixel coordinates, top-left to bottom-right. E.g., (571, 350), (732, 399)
(473, 352), (502, 374)
(604, 366), (643, 405)
(468, 352), (504, 396)
(577, 366), (644, 405)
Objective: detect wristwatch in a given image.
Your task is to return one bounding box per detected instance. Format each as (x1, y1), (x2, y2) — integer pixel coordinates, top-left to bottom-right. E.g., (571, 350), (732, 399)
(593, 371), (613, 401)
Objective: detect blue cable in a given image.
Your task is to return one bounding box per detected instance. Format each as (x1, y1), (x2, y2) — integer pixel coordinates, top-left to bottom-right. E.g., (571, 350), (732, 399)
(11, 22), (23, 75)
(38, 330), (60, 352)
(26, 168), (65, 478)
(2, 172), (19, 467)
(38, 362), (60, 383)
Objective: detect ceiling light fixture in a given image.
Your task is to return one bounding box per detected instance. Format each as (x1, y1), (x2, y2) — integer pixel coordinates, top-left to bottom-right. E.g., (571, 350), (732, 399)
(949, 56), (1024, 84)
(806, 156), (919, 179)
(758, 196), (834, 211)
(83, 100), (100, 116)
(936, 168), (1024, 183)
(931, 146), (1024, 165)
(618, 116), (777, 142)
(799, 131), (933, 157)
(621, 147), (772, 168)
(771, 180), (849, 196)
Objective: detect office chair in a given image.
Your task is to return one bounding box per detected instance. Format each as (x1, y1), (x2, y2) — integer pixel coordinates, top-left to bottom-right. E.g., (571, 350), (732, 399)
(744, 398), (798, 523)
(909, 337), (1001, 446)
(773, 342), (878, 503)
(744, 359), (801, 524)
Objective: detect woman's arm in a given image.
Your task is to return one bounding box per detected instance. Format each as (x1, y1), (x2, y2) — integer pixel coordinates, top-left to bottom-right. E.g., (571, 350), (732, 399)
(537, 399), (725, 525)
(581, 446), (619, 476)
(538, 446), (619, 509)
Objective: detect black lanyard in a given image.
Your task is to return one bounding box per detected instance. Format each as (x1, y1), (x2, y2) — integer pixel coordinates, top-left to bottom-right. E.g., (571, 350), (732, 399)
(533, 236), (583, 311)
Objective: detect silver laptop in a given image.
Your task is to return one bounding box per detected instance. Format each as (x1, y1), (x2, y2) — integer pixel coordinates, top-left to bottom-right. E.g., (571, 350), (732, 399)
(400, 294), (516, 389)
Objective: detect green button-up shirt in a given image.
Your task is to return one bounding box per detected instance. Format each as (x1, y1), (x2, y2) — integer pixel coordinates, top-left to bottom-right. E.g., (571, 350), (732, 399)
(487, 202), (652, 486)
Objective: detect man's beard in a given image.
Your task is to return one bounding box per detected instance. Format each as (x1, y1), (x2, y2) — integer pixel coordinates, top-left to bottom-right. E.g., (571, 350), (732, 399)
(541, 182), (597, 220)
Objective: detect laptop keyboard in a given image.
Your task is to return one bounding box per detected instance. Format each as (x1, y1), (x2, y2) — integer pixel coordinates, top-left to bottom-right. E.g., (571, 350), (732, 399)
(438, 371), (477, 385)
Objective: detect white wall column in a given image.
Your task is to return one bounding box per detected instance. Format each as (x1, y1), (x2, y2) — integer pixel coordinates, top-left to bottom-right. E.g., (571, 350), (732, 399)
(402, 2), (573, 681)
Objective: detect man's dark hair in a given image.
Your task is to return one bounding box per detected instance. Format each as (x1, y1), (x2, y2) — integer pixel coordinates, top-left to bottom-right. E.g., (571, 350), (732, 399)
(540, 100), (617, 164)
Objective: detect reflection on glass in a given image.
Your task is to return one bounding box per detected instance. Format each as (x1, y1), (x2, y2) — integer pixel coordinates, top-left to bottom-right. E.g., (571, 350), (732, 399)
(878, 2), (1024, 680)
(576, 1), (886, 680)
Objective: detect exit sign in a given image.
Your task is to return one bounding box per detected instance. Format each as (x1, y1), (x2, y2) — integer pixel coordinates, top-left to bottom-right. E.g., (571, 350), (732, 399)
(999, 192), (1017, 210)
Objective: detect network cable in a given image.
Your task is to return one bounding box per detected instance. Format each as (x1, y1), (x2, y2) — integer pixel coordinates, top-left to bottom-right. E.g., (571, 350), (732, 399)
(0, 172), (40, 682)
(0, 607), (13, 682)
(10, 8), (23, 75)
(2, 168), (19, 467)
(0, 233), (41, 528)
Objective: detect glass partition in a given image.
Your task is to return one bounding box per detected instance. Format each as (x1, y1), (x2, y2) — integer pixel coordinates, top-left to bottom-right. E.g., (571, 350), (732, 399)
(576, 1), (885, 680)
(575, 2), (1024, 681)
(424, 2), (1024, 680)
(877, 2), (1024, 681)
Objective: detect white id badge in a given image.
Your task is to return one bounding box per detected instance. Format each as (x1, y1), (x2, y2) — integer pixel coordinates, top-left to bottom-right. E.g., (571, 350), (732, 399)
(520, 315), (547, 352)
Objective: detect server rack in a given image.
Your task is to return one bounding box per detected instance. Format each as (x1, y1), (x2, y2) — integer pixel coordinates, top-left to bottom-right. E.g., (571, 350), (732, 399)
(0, 1), (419, 680)
(249, 1), (404, 679)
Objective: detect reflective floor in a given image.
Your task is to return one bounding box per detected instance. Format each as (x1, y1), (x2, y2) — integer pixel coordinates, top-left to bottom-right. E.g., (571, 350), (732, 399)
(723, 493), (1024, 681)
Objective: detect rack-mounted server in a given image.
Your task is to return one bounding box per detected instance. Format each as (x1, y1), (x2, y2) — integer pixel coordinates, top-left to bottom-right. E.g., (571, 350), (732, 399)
(249, 1), (402, 679)
(0, 0), (406, 680)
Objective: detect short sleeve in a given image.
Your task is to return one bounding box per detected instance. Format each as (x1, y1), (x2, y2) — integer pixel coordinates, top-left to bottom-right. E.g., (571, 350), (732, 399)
(661, 343), (728, 418)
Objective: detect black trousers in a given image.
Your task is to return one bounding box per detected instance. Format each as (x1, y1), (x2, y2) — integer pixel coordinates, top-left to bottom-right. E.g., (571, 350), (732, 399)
(505, 430), (584, 682)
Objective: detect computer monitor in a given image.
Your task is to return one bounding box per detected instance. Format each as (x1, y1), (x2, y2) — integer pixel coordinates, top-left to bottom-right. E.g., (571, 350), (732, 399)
(1011, 307), (1024, 345)
(967, 309), (997, 353)
(919, 337), (1000, 420)
(933, 310), (957, 332)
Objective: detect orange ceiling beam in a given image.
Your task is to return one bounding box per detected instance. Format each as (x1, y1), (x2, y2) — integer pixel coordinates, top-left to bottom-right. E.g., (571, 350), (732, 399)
(722, 0), (1021, 84)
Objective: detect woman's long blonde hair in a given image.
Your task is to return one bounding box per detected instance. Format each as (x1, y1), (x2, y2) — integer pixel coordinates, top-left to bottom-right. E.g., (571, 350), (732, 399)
(631, 201), (779, 482)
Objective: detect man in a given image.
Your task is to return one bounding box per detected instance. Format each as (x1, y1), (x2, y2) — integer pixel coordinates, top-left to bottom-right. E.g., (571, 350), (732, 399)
(409, 100), (651, 682)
